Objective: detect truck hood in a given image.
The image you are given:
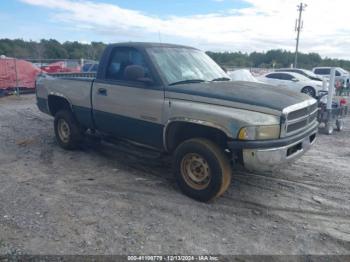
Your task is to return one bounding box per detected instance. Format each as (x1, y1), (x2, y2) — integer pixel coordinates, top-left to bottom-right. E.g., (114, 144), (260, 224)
(165, 81), (313, 114)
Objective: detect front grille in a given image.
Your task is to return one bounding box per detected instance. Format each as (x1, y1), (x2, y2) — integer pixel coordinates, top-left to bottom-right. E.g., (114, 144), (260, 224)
(288, 107), (308, 120)
(309, 110), (318, 123)
(287, 119), (308, 133)
(309, 102), (318, 113)
(282, 101), (318, 136)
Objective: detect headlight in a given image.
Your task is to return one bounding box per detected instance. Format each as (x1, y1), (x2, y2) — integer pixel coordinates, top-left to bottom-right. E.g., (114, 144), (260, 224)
(238, 125), (280, 140)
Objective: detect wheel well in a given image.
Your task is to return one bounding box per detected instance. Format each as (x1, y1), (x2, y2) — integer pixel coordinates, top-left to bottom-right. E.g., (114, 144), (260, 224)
(48, 95), (71, 116)
(165, 122), (228, 153)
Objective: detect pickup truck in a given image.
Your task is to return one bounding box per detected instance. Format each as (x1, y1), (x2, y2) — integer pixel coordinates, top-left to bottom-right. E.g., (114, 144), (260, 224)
(36, 42), (318, 202)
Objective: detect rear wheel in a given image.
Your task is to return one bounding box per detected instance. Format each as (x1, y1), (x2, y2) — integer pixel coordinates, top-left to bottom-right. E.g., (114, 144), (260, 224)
(301, 86), (316, 98)
(174, 138), (232, 202)
(54, 110), (83, 150)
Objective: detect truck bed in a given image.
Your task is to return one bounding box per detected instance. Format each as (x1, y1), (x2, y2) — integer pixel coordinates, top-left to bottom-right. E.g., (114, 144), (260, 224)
(36, 75), (94, 128)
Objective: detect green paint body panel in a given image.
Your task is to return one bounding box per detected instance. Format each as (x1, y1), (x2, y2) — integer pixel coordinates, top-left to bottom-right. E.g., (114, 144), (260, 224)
(37, 97), (50, 114)
(93, 109), (164, 148)
(39, 98), (164, 149)
(72, 105), (94, 129)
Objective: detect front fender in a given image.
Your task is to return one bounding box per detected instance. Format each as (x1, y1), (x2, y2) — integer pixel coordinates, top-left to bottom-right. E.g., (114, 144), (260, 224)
(165, 99), (281, 141)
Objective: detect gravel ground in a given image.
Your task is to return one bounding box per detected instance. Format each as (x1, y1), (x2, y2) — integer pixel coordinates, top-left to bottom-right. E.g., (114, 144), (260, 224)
(0, 94), (349, 256)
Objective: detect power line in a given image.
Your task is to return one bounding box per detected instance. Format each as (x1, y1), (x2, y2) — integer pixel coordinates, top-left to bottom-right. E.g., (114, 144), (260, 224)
(294, 2), (307, 68)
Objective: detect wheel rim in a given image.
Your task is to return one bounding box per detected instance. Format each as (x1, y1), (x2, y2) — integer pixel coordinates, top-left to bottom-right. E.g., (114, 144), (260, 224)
(181, 153), (211, 190)
(302, 87), (315, 97)
(57, 119), (71, 143)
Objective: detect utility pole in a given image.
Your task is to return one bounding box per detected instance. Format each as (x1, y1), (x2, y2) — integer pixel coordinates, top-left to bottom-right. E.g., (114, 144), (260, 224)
(294, 2), (307, 68)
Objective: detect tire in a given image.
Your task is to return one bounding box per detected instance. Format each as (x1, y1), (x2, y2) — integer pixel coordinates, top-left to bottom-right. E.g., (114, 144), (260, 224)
(173, 138), (232, 202)
(301, 86), (316, 98)
(336, 119), (344, 131)
(54, 110), (83, 150)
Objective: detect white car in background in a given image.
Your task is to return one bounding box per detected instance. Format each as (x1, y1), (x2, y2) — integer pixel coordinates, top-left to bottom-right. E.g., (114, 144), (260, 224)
(257, 71), (326, 98)
(312, 67), (349, 87)
(275, 68), (323, 82)
(312, 67), (349, 79)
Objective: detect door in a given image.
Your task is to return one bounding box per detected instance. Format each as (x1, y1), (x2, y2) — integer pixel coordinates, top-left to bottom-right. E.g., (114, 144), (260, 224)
(92, 47), (165, 149)
(278, 73), (301, 91)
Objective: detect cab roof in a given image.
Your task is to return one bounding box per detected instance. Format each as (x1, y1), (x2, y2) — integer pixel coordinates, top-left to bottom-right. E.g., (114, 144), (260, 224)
(108, 42), (198, 50)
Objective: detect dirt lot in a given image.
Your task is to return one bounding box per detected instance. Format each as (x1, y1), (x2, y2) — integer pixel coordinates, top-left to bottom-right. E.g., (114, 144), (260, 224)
(0, 94), (349, 255)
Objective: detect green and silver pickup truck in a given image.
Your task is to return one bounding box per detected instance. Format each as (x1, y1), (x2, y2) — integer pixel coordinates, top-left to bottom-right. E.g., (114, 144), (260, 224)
(36, 42), (318, 202)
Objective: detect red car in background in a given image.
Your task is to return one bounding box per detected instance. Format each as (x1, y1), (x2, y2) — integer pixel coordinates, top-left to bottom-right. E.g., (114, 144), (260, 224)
(40, 61), (81, 73)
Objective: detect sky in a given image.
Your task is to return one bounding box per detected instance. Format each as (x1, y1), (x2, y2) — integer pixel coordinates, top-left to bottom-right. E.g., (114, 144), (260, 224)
(0, 0), (349, 59)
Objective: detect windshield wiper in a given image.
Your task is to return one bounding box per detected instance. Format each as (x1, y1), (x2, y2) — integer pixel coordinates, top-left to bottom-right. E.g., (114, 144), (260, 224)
(211, 77), (231, 82)
(169, 79), (206, 86)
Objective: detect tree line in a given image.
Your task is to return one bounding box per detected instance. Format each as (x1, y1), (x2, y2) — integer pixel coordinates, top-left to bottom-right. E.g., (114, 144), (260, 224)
(206, 50), (350, 71)
(0, 39), (106, 61)
(1, 38), (349, 70)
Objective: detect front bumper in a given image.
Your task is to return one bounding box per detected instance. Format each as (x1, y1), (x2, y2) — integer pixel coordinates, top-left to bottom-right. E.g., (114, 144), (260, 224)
(228, 123), (318, 172)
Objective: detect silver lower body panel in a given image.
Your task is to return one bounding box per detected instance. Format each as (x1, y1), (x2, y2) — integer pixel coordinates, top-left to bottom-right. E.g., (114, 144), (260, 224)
(242, 132), (317, 172)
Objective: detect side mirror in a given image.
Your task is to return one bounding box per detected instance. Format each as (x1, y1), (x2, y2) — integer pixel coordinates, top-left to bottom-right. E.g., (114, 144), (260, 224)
(292, 78), (299, 82)
(124, 65), (153, 85)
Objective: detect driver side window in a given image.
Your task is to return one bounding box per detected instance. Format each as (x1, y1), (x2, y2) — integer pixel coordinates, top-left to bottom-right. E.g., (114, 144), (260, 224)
(281, 74), (293, 81)
(266, 73), (280, 79)
(106, 47), (151, 81)
(267, 73), (287, 80)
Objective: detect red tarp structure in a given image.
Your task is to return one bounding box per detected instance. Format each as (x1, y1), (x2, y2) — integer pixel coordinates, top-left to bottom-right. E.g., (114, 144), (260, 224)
(0, 58), (41, 90)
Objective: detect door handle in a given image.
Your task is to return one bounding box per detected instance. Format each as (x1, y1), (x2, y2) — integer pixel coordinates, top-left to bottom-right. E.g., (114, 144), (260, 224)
(97, 88), (107, 96)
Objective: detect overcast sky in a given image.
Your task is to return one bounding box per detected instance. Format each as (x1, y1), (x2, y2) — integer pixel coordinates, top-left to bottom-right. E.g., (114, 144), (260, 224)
(0, 0), (349, 59)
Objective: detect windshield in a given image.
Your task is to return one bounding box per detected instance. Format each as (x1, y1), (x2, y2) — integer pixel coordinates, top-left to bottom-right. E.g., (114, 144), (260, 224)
(147, 47), (230, 85)
(338, 68), (349, 75)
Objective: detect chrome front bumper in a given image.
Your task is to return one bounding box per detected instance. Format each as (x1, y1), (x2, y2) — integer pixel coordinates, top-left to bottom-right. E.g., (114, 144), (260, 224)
(242, 132), (317, 172)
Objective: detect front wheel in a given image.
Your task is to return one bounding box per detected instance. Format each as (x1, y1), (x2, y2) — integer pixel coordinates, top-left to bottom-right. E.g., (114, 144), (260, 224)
(54, 110), (83, 150)
(173, 138), (232, 202)
(301, 86), (316, 98)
